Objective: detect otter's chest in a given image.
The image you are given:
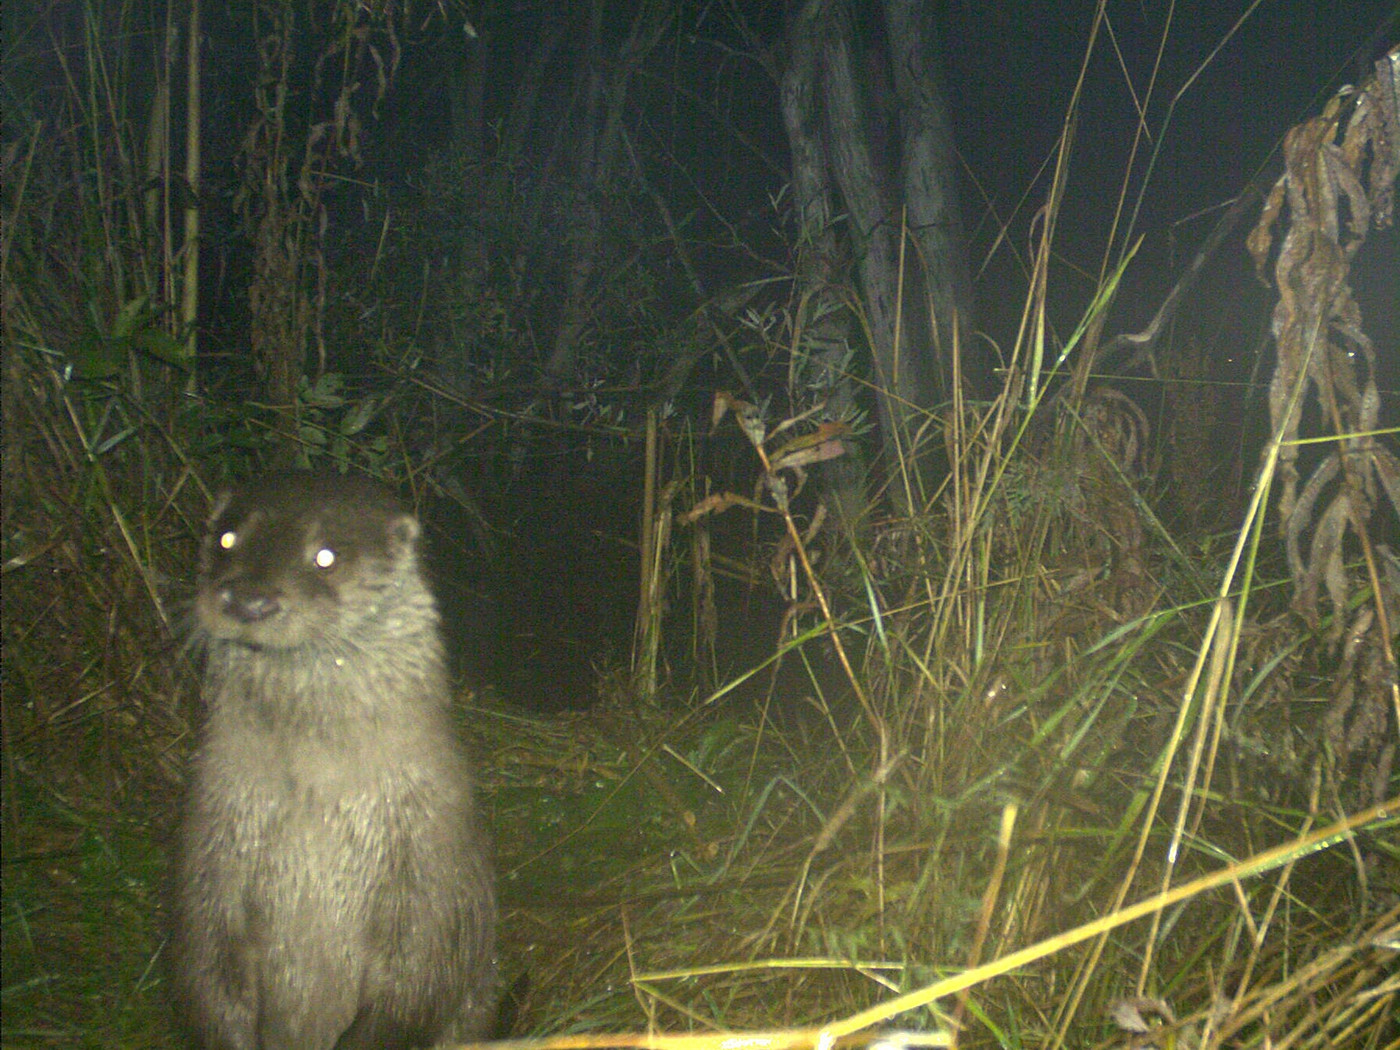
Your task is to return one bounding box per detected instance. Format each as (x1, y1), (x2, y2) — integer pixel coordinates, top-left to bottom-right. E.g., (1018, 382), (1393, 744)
(193, 710), (432, 866)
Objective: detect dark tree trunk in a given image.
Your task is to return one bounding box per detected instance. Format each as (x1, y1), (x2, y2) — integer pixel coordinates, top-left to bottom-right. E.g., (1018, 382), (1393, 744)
(482, 6), (568, 219)
(821, 15), (929, 457)
(883, 0), (979, 395)
(242, 4), (310, 454)
(781, 0), (978, 508)
(782, 0), (870, 529)
(236, 1), (403, 461)
(543, 0), (673, 385)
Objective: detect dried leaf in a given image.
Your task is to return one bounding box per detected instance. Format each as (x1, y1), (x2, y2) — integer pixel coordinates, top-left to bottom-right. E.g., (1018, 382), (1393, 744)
(1250, 50), (1400, 628)
(1299, 492), (1351, 629)
(770, 436), (846, 474)
(1247, 176), (1286, 278)
(678, 491), (766, 525)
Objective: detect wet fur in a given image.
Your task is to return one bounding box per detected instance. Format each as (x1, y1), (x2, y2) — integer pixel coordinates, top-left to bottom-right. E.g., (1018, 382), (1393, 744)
(168, 473), (496, 1050)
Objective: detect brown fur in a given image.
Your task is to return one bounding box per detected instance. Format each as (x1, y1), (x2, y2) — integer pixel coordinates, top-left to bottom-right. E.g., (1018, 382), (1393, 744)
(168, 473), (496, 1050)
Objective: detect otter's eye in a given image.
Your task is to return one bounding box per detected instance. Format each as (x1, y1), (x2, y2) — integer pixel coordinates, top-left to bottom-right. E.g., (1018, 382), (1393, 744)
(313, 546), (337, 570)
(218, 529), (238, 551)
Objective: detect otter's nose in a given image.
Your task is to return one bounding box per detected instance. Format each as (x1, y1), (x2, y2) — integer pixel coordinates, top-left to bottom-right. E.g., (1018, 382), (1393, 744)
(218, 586), (281, 624)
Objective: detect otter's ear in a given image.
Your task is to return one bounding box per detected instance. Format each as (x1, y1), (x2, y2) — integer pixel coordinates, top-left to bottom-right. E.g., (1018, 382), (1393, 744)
(206, 487), (236, 529)
(385, 513), (421, 559)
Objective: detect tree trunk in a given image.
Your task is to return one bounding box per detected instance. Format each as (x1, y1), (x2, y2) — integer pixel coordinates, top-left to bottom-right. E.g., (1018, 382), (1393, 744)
(883, 0), (979, 396)
(543, 0), (673, 385)
(782, 0), (870, 530)
(820, 16), (924, 460)
(781, 0), (976, 510)
(243, 5), (309, 453)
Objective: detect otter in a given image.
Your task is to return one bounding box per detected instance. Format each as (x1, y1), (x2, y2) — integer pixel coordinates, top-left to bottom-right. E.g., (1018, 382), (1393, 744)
(168, 472), (497, 1050)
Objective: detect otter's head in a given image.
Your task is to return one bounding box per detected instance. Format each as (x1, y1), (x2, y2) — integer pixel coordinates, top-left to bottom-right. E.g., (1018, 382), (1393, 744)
(196, 473), (430, 652)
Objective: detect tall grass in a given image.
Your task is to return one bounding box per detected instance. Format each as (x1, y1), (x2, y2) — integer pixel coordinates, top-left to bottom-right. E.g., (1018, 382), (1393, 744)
(499, 38), (1398, 1049)
(3, 3), (202, 1043)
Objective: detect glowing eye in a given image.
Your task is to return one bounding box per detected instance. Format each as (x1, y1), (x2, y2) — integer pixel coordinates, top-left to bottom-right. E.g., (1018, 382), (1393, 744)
(219, 530), (237, 550)
(314, 547), (336, 569)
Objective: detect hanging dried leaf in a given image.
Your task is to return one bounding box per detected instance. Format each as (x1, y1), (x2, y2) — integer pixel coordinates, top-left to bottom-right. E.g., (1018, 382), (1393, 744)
(1248, 47), (1400, 632)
